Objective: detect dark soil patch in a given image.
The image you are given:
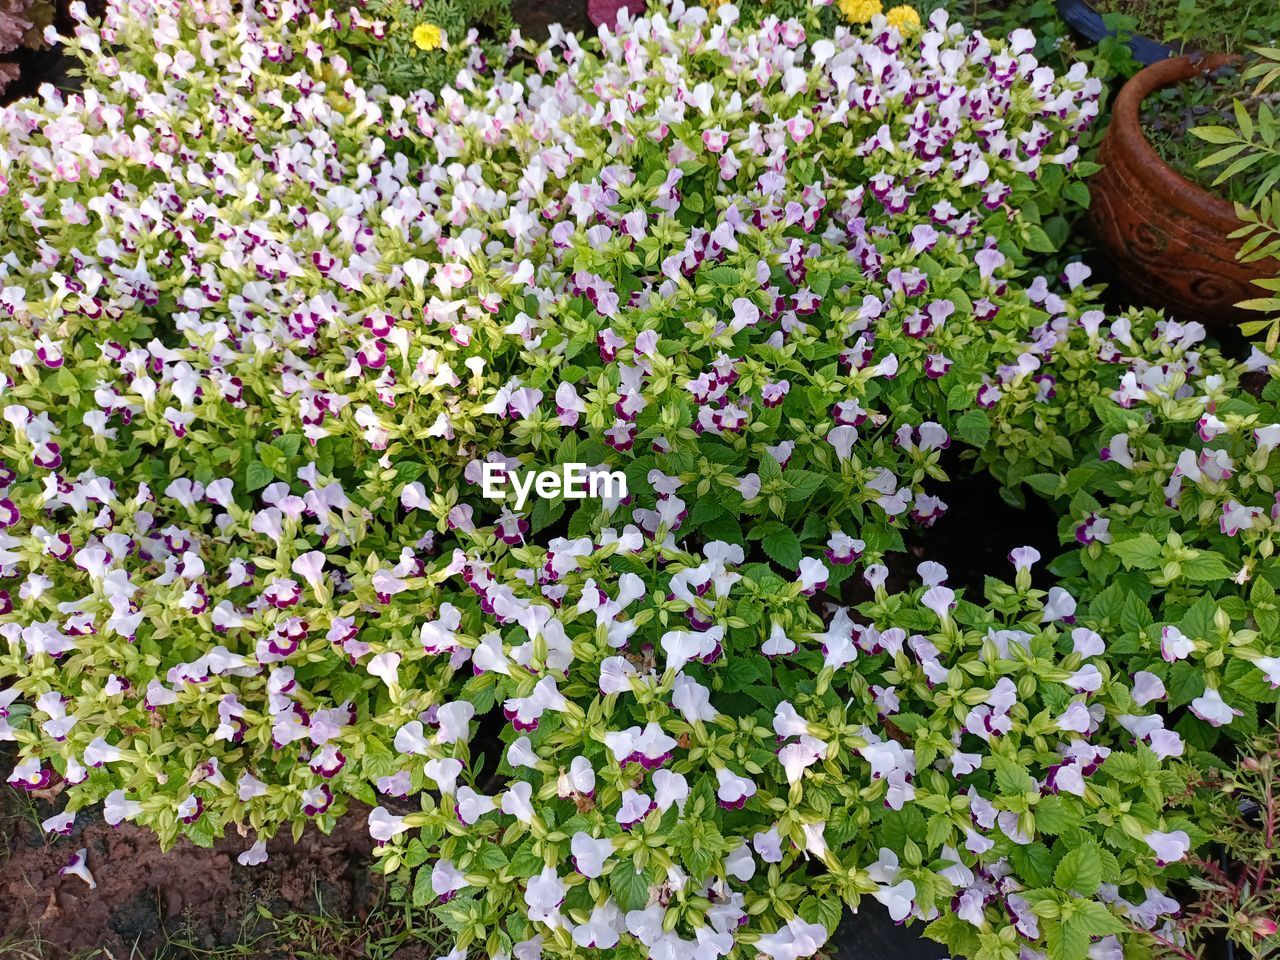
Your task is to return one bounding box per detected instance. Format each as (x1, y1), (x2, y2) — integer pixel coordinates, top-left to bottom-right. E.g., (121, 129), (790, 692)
(904, 455), (1062, 595)
(0, 789), (387, 958)
(509, 0), (588, 40)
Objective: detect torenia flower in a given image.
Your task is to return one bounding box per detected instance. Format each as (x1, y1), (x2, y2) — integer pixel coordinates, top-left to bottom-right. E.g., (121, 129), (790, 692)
(291, 551), (326, 589)
(716, 768), (757, 809)
(652, 769), (689, 812)
(367, 652), (401, 688)
(1254, 656), (1280, 689)
(60, 849), (96, 888)
(42, 811), (75, 836)
(432, 860), (468, 901)
(884, 5), (921, 32)
(426, 757), (464, 794)
(921, 586), (955, 624)
(237, 839), (269, 866)
(412, 22), (444, 51)
(1160, 627), (1195, 663)
(525, 867), (567, 925)
(369, 806), (410, 842)
(873, 879), (916, 922)
(7, 757), (51, 790)
(1189, 686), (1242, 727)
(797, 557), (828, 596)
(571, 832), (614, 878)
(757, 917), (828, 960)
(104, 790), (143, 826)
(837, 0), (881, 22)
(763, 622), (797, 657)
(1143, 829), (1191, 866)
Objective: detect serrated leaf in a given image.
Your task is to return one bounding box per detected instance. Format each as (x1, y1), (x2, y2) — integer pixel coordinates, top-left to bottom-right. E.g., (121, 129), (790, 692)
(245, 461), (274, 491)
(1045, 916), (1089, 960)
(1025, 224), (1058, 253)
(1180, 552), (1232, 583)
(992, 753), (1036, 796)
(760, 527), (802, 570)
(1034, 795), (1077, 835)
(1054, 842), (1102, 897)
(412, 865), (434, 907)
(609, 859), (653, 912)
(1109, 534), (1163, 570)
(1011, 842), (1055, 887)
(955, 409), (991, 448)
(1069, 900), (1126, 937)
(784, 470), (825, 502)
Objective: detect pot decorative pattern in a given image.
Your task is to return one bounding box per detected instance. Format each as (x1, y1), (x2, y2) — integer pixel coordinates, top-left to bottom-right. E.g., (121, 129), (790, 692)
(1088, 54), (1279, 327)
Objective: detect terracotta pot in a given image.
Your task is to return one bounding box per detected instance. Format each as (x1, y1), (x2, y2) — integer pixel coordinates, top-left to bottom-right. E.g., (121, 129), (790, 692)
(1089, 53), (1279, 327)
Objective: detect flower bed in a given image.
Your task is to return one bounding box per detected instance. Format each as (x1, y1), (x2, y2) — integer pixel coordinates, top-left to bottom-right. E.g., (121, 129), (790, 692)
(1, 1), (1278, 959)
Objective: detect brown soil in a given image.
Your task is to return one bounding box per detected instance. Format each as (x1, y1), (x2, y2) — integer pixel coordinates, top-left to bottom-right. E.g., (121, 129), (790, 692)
(0, 792), (390, 958)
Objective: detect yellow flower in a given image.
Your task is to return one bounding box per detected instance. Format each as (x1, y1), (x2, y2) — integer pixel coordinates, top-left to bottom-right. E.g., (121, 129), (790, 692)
(837, 0), (882, 23)
(412, 22), (443, 51)
(884, 5), (921, 32)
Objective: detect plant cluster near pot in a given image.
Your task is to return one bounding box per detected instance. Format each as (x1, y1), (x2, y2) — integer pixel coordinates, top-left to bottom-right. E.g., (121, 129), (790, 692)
(1, 2), (1279, 960)
(1139, 62), (1261, 205)
(1085, 0), (1280, 57)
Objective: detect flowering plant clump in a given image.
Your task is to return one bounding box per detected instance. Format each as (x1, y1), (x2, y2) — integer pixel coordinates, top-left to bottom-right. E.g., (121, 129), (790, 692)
(1017, 340), (1280, 745)
(976, 299), (1249, 497)
(0, 0), (1257, 958)
(0, 0), (1105, 560)
(974, 292), (1280, 740)
(317, 0), (513, 95)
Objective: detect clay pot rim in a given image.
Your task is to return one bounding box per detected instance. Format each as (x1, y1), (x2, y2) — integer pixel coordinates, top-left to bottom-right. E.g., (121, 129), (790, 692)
(1110, 52), (1245, 231)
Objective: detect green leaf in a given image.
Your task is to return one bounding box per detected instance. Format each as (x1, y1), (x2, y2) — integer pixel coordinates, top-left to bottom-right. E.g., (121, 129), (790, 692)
(992, 754), (1036, 796)
(703, 265), (740, 286)
(1168, 661), (1205, 707)
(1189, 124), (1241, 145)
(404, 839), (431, 868)
(1069, 900), (1126, 937)
(272, 433), (302, 458)
(1054, 842), (1103, 897)
(1025, 224), (1058, 253)
(799, 896), (843, 934)
(926, 813), (953, 851)
(1109, 534), (1164, 570)
(256, 442), (287, 474)
(1062, 181), (1091, 208)
(1181, 552), (1232, 583)
(1011, 842), (1055, 887)
(609, 859), (653, 912)
(412, 865), (435, 907)
(472, 844), (509, 870)
(1034, 795), (1077, 835)
(245, 461), (274, 491)
(955, 410), (991, 448)
(1044, 917), (1089, 960)
(925, 914), (982, 957)
(784, 470), (825, 502)
(530, 495), (566, 534)
(760, 527), (802, 571)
